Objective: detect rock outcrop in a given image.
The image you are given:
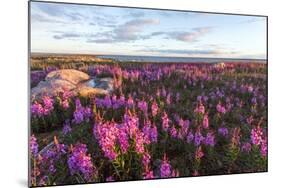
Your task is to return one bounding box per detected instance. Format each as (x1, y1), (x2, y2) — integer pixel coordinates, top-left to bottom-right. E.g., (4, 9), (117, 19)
(31, 69), (113, 99)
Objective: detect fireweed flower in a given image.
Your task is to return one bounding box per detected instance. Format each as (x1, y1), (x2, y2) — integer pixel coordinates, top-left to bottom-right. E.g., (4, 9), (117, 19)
(119, 95), (126, 104)
(216, 102), (226, 114)
(114, 95), (125, 108)
(44, 149), (56, 160)
(260, 138), (267, 157)
(55, 144), (67, 155)
(53, 136), (67, 155)
(135, 131), (145, 154)
(151, 100), (159, 117)
(124, 111), (139, 138)
(117, 124), (129, 153)
(218, 127), (229, 137)
(171, 170), (180, 177)
(31, 70), (46, 85)
(93, 121), (118, 160)
(251, 126), (263, 146)
(161, 112), (170, 131)
(247, 116), (254, 125)
(204, 132), (215, 147)
(143, 170), (154, 179)
(84, 107), (92, 119)
(68, 144), (95, 181)
(160, 154), (172, 178)
(73, 98), (83, 123)
(241, 142), (252, 153)
(127, 95), (134, 108)
(156, 88), (161, 97)
(42, 96), (54, 115)
(150, 124), (158, 143)
(138, 100), (148, 115)
(194, 131), (204, 146)
(49, 163), (56, 174)
(169, 125), (177, 138)
(111, 95), (118, 108)
(95, 97), (103, 108)
(186, 131), (194, 143)
(202, 114), (209, 129)
(142, 152), (151, 167)
(112, 95), (126, 109)
(176, 92), (180, 102)
(62, 120), (72, 135)
(38, 176), (48, 186)
(203, 96), (208, 102)
(216, 89), (225, 98)
(251, 97), (257, 105)
(178, 119), (190, 139)
(30, 134), (39, 156)
(31, 102), (44, 117)
(194, 102), (205, 114)
(73, 98), (92, 124)
(106, 176), (115, 182)
(177, 130), (184, 140)
(35, 138), (67, 183)
(73, 109), (84, 124)
(192, 170), (199, 176)
(247, 85), (254, 93)
(59, 89), (72, 109)
(142, 121), (152, 144)
(61, 99), (70, 109)
(103, 95), (112, 108)
(62, 89), (73, 100)
(195, 146), (204, 160)
(178, 118), (185, 127)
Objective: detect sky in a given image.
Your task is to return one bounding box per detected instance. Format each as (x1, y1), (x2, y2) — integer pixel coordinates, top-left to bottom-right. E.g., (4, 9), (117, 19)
(30, 1), (267, 59)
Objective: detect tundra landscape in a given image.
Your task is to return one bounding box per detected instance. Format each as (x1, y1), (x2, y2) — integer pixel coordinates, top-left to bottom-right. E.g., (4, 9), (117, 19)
(30, 54), (267, 186)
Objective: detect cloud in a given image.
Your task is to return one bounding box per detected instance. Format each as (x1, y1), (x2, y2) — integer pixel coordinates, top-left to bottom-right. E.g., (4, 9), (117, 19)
(53, 33), (82, 40)
(53, 24), (211, 45)
(89, 21), (116, 27)
(86, 22), (211, 44)
(31, 2), (89, 24)
(32, 2), (211, 44)
(87, 38), (112, 43)
(31, 10), (68, 24)
(66, 12), (88, 21)
(150, 27), (212, 42)
(115, 19), (160, 40)
(52, 18), (160, 42)
(241, 17), (266, 24)
(140, 48), (237, 56)
(237, 53), (266, 59)
(87, 18), (160, 43)
(34, 3), (63, 17)
(88, 14), (118, 28)
(128, 11), (145, 18)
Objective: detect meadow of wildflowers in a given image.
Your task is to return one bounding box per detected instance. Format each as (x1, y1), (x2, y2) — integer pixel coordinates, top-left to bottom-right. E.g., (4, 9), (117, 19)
(30, 61), (267, 186)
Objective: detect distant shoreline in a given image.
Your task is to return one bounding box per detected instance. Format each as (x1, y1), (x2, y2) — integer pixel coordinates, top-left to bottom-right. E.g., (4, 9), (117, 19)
(30, 52), (267, 64)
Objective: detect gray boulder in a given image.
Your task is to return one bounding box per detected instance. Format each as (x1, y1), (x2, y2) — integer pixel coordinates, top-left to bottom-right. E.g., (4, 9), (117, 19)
(31, 69), (114, 99)
(46, 69), (90, 85)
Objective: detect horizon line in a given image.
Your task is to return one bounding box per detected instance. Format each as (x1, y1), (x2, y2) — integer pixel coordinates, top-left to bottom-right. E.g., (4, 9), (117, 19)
(30, 51), (267, 61)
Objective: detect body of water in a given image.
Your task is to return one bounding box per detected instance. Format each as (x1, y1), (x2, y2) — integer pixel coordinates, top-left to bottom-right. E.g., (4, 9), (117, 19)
(97, 55), (266, 63)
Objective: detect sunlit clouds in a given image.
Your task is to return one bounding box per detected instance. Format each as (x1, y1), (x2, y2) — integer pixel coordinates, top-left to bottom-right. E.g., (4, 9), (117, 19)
(31, 2), (266, 59)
